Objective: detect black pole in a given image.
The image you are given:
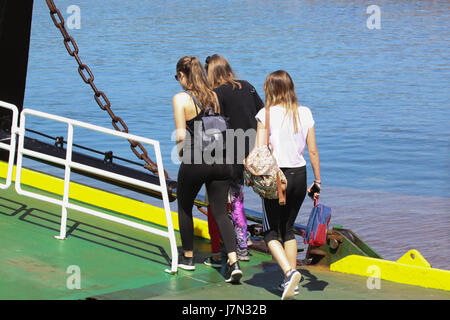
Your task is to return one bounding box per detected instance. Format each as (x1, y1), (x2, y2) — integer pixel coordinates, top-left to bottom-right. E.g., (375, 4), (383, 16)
(0, 0), (33, 163)
(0, 0), (34, 126)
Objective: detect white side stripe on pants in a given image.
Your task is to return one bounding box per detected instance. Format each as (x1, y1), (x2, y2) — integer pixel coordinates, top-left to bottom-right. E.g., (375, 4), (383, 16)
(261, 197), (270, 233)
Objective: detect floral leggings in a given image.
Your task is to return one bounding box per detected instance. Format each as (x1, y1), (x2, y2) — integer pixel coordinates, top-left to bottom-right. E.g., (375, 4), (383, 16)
(208, 183), (248, 253)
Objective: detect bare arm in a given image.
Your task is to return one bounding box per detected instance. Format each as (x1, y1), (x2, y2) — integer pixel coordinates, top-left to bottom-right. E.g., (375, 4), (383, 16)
(172, 93), (187, 158)
(306, 125), (321, 199)
(254, 120), (268, 148)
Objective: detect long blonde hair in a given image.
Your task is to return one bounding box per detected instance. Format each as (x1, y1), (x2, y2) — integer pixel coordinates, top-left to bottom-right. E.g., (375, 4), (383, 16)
(176, 56), (220, 113)
(263, 70), (301, 133)
(205, 54), (242, 90)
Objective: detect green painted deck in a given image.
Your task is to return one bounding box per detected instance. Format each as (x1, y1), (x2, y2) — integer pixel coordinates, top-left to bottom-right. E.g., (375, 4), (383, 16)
(1, 184), (449, 300)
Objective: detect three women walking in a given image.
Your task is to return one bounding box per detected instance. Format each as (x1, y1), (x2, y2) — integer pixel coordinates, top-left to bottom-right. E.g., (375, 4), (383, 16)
(172, 56), (321, 299)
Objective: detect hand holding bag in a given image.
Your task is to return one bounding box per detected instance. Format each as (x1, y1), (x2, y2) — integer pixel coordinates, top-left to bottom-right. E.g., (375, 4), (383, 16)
(243, 106), (287, 205)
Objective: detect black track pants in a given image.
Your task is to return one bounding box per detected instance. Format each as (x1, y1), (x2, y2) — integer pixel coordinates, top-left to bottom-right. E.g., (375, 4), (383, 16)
(262, 166), (307, 243)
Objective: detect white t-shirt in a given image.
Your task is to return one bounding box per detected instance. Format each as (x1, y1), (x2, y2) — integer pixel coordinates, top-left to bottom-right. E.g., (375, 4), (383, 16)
(255, 105), (315, 168)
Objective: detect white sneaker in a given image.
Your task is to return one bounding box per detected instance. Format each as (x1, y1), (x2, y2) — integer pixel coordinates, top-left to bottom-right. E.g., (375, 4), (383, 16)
(278, 279), (300, 295)
(281, 270), (301, 300)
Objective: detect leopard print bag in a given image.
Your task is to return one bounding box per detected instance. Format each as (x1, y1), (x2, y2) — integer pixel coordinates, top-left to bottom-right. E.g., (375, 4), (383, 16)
(243, 107), (287, 205)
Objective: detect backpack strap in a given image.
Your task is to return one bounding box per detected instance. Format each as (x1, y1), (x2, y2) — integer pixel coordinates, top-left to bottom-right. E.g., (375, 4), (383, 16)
(265, 106), (270, 147)
(184, 90), (204, 116)
(264, 107), (286, 204)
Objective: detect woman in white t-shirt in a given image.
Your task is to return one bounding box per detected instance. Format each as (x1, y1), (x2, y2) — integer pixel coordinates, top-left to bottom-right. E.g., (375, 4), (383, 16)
(254, 70), (321, 300)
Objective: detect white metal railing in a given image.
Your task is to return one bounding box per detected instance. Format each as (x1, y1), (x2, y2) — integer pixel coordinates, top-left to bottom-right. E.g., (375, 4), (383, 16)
(1, 103), (178, 273)
(0, 101), (18, 190)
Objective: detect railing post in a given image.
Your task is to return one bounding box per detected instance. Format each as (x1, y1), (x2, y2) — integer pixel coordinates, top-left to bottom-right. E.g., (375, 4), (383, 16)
(154, 141), (178, 274)
(0, 101), (18, 190)
(14, 110), (26, 196)
(55, 123), (73, 240)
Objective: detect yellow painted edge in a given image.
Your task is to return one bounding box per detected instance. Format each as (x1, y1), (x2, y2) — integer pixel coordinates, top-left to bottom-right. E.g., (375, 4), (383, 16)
(330, 255), (450, 291)
(0, 162), (210, 240)
(396, 249), (431, 268)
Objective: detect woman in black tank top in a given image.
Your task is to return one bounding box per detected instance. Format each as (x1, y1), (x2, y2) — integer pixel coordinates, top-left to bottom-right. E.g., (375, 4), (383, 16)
(172, 56), (242, 283)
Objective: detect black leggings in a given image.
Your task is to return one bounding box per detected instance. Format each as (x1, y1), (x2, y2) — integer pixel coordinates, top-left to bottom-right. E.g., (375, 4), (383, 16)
(177, 162), (237, 254)
(262, 166), (307, 243)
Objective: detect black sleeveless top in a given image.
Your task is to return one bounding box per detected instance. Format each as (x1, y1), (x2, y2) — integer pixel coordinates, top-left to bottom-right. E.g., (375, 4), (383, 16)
(182, 91), (205, 162)
(184, 91), (205, 145)
(181, 91), (228, 163)
(185, 95), (205, 139)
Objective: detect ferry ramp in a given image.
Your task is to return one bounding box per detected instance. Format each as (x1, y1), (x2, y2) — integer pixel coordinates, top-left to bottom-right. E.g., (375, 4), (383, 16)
(0, 184), (449, 300)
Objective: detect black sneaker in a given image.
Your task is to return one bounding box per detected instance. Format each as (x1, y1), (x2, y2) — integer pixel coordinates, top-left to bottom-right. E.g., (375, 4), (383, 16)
(178, 255), (195, 271)
(224, 261), (242, 284)
(203, 256), (222, 268)
(281, 270), (301, 300)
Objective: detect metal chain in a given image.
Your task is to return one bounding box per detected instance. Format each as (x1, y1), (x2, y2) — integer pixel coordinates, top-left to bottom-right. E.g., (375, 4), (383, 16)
(45, 0), (169, 179)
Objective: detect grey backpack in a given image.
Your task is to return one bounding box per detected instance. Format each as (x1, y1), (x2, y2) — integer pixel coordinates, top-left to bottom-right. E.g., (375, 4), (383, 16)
(185, 91), (228, 151)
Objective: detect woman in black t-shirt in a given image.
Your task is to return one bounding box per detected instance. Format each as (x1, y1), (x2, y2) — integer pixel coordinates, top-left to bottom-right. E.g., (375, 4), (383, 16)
(204, 54), (264, 262)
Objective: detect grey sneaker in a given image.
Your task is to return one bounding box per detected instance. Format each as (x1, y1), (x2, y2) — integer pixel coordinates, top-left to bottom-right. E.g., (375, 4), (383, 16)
(281, 270), (301, 300)
(278, 278), (300, 295)
(237, 247), (251, 261)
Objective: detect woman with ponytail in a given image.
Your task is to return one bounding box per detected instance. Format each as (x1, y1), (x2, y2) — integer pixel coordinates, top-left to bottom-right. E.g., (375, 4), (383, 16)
(172, 56), (242, 283)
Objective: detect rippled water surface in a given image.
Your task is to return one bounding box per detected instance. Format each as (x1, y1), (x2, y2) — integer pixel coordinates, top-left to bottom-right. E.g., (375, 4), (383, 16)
(22, 0), (449, 268)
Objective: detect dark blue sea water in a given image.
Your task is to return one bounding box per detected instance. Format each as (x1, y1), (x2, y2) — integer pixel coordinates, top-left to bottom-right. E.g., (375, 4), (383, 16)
(20, 0), (449, 268)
